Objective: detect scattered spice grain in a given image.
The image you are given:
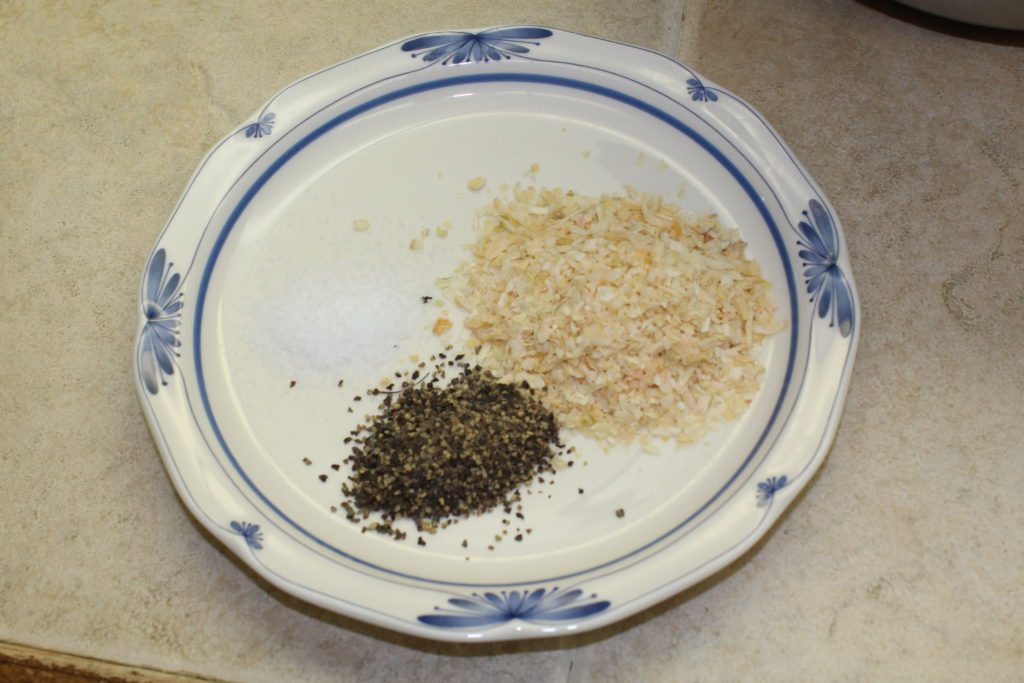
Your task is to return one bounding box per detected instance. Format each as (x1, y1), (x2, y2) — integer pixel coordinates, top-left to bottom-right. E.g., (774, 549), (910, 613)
(432, 317), (453, 335)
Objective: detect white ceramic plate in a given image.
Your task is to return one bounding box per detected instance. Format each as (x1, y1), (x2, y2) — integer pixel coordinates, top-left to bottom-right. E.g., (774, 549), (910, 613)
(135, 27), (859, 642)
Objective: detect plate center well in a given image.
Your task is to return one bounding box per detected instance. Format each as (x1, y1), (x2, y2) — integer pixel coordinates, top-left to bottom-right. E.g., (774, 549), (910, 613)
(199, 84), (791, 583)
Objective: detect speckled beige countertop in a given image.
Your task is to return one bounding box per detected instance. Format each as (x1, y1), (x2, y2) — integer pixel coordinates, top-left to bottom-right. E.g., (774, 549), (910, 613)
(2, 1), (1022, 681)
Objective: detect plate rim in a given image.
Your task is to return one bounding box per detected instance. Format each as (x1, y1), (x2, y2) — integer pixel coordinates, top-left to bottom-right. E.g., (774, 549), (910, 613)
(135, 25), (861, 642)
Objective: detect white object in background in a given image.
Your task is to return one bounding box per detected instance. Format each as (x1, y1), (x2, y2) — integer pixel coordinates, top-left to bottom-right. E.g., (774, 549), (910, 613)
(897, 0), (1024, 29)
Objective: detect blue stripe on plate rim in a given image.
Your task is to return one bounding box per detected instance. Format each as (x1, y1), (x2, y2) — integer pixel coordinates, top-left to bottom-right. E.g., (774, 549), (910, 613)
(190, 72), (800, 586)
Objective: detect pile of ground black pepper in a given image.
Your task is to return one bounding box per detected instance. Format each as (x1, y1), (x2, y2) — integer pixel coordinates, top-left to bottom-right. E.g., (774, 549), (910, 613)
(340, 352), (566, 541)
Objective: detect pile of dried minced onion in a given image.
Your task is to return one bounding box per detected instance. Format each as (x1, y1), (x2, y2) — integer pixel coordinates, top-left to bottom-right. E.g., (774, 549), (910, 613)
(443, 185), (784, 445)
